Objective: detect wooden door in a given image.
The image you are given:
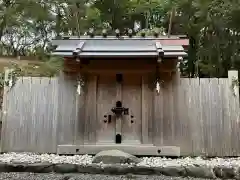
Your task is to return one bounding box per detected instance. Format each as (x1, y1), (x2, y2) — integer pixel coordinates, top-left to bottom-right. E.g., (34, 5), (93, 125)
(84, 72), (154, 145)
(121, 73), (154, 145)
(121, 74), (142, 144)
(96, 74), (117, 144)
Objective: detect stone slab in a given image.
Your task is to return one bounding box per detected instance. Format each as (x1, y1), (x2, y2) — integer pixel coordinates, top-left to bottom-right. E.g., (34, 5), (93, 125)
(0, 163), (238, 179)
(92, 150), (140, 164)
(57, 144), (180, 156)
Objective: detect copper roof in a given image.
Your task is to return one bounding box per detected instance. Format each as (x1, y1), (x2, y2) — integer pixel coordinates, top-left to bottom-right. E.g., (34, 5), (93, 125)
(51, 36), (188, 58)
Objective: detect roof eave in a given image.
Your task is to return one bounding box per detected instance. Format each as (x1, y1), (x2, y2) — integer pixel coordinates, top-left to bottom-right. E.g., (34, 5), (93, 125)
(79, 52), (159, 58)
(52, 51), (187, 59)
(164, 52), (188, 58)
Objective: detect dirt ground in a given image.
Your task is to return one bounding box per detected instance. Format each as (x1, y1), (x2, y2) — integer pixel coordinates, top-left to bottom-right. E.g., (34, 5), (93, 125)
(0, 57), (42, 72)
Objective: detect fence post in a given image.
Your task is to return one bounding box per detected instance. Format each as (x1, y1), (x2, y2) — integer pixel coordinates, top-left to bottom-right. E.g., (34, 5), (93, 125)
(0, 68), (13, 152)
(228, 70), (239, 97)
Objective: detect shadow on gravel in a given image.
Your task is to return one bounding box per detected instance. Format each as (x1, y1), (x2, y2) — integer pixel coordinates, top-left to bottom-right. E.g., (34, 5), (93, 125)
(0, 173), (222, 180)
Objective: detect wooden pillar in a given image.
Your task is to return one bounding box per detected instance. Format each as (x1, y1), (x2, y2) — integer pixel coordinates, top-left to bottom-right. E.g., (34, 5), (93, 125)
(141, 75), (153, 145)
(115, 81), (122, 139)
(0, 68), (13, 152)
(74, 74), (86, 145)
(84, 75), (97, 144)
(228, 70), (239, 98)
(57, 72), (78, 146)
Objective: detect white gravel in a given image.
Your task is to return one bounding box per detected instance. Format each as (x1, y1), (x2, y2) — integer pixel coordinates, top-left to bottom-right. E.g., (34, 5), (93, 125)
(138, 156), (240, 168)
(0, 153), (93, 165)
(0, 152), (239, 168)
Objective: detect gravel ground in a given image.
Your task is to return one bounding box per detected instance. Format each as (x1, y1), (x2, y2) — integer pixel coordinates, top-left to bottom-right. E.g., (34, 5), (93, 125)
(0, 173), (223, 180)
(0, 153), (93, 165)
(0, 153), (240, 168)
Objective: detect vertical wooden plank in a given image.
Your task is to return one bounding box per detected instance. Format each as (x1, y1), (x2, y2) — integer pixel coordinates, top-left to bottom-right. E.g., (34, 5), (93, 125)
(153, 77), (163, 146)
(162, 76), (173, 146)
(187, 78), (194, 155)
(115, 77), (122, 140)
(84, 75), (97, 144)
(171, 72), (178, 148)
(96, 74), (116, 144)
(198, 78), (205, 156)
(194, 78), (203, 155)
(228, 71), (239, 156)
(208, 79), (213, 154)
(217, 79), (224, 156)
(171, 71), (192, 152)
(122, 74), (142, 144)
(199, 79), (208, 155)
(57, 73), (77, 146)
(208, 78), (220, 156)
(141, 74), (153, 145)
(83, 75), (90, 144)
(200, 79), (211, 155)
(169, 75), (175, 145)
(90, 75), (97, 144)
(42, 78), (59, 152)
(179, 78), (192, 155)
(1, 68), (11, 152)
(232, 71), (240, 156)
(75, 75), (86, 145)
(226, 78), (234, 156)
(187, 78), (202, 156)
(220, 78), (232, 156)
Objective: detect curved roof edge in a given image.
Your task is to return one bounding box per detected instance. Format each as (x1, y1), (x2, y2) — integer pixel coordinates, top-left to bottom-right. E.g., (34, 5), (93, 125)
(51, 38), (188, 59)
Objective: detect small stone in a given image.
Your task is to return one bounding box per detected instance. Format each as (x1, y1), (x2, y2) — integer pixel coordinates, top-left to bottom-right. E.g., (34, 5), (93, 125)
(6, 163), (28, 172)
(76, 164), (103, 174)
(25, 163), (54, 173)
(102, 164), (131, 175)
(214, 166), (236, 179)
(155, 166), (186, 177)
(54, 164), (77, 173)
(0, 163), (7, 172)
(92, 150), (140, 165)
(132, 166), (155, 175)
(185, 165), (216, 179)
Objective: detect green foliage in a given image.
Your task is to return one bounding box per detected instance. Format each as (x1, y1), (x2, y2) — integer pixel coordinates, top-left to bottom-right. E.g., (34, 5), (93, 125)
(0, 62), (23, 89)
(137, 27), (166, 36)
(19, 56), (64, 77)
(0, 0), (239, 78)
(0, 56), (64, 89)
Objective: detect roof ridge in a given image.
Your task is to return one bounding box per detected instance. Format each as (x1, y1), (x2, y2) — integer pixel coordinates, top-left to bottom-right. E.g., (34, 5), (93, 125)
(58, 35), (187, 41)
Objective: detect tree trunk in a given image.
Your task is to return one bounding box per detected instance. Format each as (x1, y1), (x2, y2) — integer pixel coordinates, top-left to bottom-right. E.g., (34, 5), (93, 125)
(188, 35), (198, 78)
(168, 7), (175, 37)
(55, 7), (62, 37)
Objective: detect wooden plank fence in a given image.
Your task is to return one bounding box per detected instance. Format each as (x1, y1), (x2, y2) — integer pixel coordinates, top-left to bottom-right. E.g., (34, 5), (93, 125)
(0, 75), (78, 153)
(154, 71), (240, 156)
(0, 71), (240, 156)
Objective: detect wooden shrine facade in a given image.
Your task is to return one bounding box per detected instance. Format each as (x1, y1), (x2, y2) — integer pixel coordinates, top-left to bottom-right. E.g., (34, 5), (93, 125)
(51, 32), (189, 156)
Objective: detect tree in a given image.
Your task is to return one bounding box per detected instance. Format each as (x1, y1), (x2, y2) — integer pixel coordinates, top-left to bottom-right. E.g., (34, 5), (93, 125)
(0, 0), (239, 78)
